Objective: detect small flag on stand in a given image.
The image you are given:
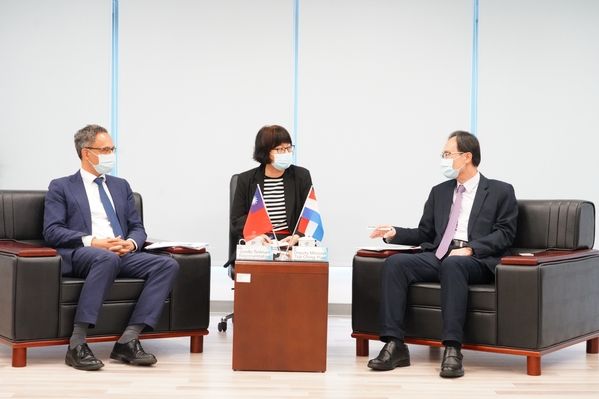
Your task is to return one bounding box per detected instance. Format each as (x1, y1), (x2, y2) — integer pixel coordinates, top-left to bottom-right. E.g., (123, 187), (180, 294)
(243, 185), (273, 241)
(295, 186), (324, 242)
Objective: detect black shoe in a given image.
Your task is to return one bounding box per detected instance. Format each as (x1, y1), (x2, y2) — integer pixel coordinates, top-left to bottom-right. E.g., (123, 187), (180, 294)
(440, 346), (464, 378)
(110, 339), (157, 366)
(367, 340), (410, 371)
(65, 343), (104, 371)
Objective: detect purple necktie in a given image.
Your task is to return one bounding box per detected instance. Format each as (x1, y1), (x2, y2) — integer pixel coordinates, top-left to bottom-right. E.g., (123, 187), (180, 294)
(435, 184), (466, 259)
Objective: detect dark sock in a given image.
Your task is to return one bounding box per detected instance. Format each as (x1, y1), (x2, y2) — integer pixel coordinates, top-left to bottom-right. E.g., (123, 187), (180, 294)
(69, 323), (89, 349)
(117, 324), (145, 344)
(443, 340), (462, 349)
(383, 336), (404, 345)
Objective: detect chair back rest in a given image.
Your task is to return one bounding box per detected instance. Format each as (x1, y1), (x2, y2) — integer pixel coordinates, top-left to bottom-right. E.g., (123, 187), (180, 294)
(228, 174), (240, 257)
(513, 199), (595, 250)
(0, 190), (47, 240)
(0, 190), (143, 241)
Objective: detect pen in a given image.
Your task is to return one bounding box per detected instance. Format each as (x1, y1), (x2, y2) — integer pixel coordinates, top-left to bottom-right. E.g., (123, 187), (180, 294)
(367, 226), (393, 231)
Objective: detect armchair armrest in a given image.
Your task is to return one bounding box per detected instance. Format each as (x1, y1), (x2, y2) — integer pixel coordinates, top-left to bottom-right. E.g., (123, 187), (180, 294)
(356, 250), (400, 258)
(356, 247), (421, 258)
(143, 240), (207, 255)
(496, 250), (599, 349)
(0, 241), (61, 341)
(0, 239), (57, 257)
(500, 249), (598, 266)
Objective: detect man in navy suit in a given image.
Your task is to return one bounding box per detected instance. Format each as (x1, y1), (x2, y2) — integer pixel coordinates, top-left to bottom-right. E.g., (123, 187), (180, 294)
(43, 124), (179, 371)
(368, 131), (518, 378)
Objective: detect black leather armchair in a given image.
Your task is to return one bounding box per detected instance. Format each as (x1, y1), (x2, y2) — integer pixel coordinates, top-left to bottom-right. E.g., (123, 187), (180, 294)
(0, 190), (211, 367)
(351, 200), (599, 375)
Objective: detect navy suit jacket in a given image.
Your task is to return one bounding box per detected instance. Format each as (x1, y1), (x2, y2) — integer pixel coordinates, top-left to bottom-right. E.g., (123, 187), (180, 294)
(389, 174), (518, 272)
(43, 171), (147, 275)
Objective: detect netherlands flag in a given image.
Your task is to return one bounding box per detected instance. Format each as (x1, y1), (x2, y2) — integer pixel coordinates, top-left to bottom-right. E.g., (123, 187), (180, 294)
(296, 186), (324, 242)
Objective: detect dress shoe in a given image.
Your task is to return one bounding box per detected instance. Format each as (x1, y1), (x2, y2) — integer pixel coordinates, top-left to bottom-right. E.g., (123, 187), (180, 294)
(440, 346), (464, 378)
(367, 340), (410, 371)
(65, 343), (104, 371)
(110, 339), (157, 366)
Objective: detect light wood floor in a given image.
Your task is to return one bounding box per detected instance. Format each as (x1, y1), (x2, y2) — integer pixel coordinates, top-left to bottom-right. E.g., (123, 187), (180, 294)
(1, 315), (598, 399)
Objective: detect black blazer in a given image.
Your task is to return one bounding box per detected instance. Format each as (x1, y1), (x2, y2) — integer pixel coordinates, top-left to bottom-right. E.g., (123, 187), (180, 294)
(389, 174), (518, 271)
(230, 164), (313, 249)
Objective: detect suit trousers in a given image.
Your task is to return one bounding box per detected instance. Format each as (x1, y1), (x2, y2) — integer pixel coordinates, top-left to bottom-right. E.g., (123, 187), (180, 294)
(69, 247), (180, 329)
(379, 251), (493, 343)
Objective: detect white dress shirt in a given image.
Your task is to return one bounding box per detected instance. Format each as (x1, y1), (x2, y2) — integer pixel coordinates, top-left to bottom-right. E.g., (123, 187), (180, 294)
(452, 172), (480, 242)
(80, 168), (136, 250)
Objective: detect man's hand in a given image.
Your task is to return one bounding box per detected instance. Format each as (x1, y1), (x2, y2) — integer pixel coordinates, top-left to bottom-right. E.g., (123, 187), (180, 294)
(369, 225), (397, 241)
(280, 234), (300, 247)
(448, 247), (473, 257)
(117, 239), (136, 255)
(91, 237), (135, 256)
(91, 237), (124, 252)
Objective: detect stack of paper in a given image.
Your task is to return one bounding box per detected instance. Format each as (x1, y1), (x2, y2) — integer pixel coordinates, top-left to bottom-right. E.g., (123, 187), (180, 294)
(145, 241), (208, 250)
(358, 244), (420, 252)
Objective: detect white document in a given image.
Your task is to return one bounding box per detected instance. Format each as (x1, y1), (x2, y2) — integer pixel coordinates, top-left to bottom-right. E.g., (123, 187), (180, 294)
(145, 241), (208, 250)
(358, 244), (420, 252)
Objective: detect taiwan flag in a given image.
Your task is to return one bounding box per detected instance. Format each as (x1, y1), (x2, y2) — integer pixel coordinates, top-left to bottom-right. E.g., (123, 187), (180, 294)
(243, 185), (273, 241)
(296, 186), (324, 242)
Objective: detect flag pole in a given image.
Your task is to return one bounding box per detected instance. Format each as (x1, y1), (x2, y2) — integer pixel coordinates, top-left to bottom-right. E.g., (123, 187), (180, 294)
(257, 184), (278, 243)
(289, 185), (312, 239)
(283, 185), (313, 257)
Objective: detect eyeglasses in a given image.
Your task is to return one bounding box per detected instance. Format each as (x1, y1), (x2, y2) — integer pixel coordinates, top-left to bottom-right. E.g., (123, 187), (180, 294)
(440, 151), (464, 159)
(271, 145), (295, 154)
(85, 146), (116, 154)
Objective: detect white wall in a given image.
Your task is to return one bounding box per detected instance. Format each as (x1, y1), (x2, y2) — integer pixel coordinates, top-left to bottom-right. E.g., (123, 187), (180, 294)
(1, 0), (597, 304)
(0, 0), (111, 188)
(299, 0), (472, 268)
(478, 0), (599, 223)
(118, 0), (294, 263)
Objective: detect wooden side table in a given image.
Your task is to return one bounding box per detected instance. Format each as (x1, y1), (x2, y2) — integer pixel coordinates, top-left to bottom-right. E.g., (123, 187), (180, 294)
(232, 260), (329, 372)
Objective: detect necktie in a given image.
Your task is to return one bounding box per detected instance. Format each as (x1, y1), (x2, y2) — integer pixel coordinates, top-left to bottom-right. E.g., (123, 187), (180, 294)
(435, 184), (466, 259)
(94, 177), (124, 238)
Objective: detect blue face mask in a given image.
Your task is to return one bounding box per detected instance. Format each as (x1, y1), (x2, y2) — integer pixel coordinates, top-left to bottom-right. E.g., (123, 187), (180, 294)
(440, 157), (460, 179)
(273, 152), (293, 171)
(89, 152), (115, 175)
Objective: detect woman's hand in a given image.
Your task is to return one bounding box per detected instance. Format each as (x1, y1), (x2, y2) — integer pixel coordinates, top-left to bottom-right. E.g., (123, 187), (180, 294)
(247, 234), (272, 245)
(280, 234), (300, 247)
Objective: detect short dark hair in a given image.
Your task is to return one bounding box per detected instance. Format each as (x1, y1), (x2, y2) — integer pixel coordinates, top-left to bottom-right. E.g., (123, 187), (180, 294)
(448, 130), (481, 167)
(253, 125), (292, 164)
(74, 124), (108, 159)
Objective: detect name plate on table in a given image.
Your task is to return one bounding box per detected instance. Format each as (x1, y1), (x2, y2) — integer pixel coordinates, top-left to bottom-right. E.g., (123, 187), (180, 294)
(291, 246), (329, 262)
(236, 244), (273, 261)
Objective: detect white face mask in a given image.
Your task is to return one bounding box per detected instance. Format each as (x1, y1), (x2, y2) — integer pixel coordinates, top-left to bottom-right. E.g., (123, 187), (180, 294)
(89, 152), (115, 175)
(272, 152), (293, 171)
(440, 157), (460, 179)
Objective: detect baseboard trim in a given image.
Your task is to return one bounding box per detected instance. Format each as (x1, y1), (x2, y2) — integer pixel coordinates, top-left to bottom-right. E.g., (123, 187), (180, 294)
(210, 300), (350, 316)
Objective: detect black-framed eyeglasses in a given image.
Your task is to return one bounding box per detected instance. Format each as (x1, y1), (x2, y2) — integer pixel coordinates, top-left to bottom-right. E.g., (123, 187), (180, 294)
(272, 145), (295, 154)
(85, 146), (117, 154)
(440, 151), (464, 159)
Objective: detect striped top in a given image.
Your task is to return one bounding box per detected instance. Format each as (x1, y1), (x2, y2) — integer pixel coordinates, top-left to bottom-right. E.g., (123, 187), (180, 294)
(263, 177), (288, 233)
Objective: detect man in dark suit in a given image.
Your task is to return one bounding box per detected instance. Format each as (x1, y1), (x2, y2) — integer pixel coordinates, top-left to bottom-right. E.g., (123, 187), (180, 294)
(368, 131), (518, 378)
(43, 124), (179, 371)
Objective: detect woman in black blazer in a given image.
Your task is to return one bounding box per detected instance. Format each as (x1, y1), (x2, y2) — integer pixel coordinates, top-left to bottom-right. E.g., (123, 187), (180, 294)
(231, 125), (312, 248)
